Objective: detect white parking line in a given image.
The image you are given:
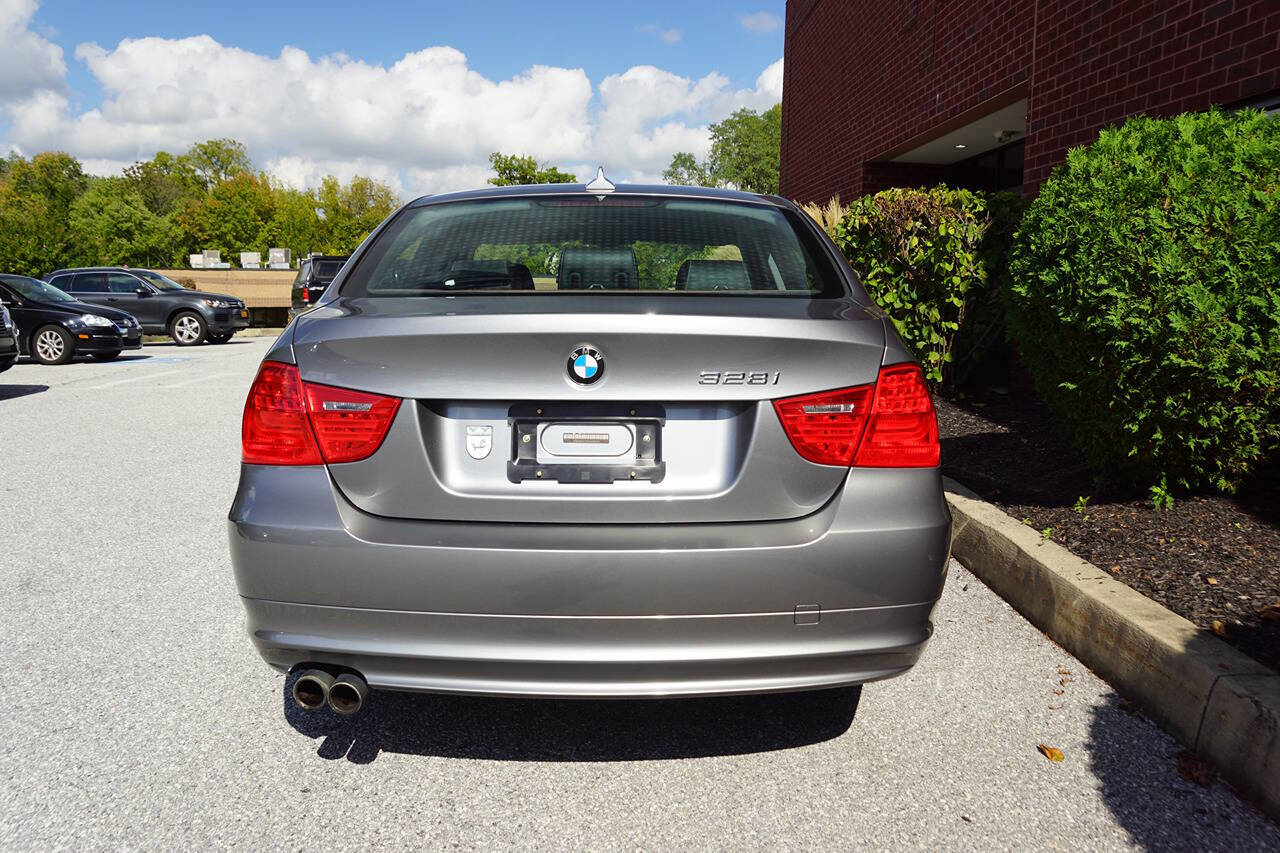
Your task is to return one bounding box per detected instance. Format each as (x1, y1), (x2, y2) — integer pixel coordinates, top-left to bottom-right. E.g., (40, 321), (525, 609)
(161, 372), (233, 388)
(84, 369), (182, 390)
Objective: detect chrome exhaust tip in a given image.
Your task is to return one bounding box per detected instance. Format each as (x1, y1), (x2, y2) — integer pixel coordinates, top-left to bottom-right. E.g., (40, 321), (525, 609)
(292, 669), (335, 711)
(327, 672), (368, 716)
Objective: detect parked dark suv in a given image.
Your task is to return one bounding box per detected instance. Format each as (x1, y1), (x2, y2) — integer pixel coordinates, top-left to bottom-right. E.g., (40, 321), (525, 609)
(0, 274), (141, 364)
(290, 255), (349, 318)
(45, 267), (248, 346)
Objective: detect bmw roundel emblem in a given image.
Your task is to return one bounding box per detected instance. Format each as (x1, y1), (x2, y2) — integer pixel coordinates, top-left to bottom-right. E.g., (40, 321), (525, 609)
(568, 345), (605, 385)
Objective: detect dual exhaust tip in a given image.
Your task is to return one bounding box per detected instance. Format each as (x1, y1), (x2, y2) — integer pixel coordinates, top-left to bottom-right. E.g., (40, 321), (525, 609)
(292, 669), (368, 715)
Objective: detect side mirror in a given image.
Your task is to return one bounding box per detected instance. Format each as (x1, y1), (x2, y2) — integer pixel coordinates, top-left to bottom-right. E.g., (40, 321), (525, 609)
(136, 287), (151, 297)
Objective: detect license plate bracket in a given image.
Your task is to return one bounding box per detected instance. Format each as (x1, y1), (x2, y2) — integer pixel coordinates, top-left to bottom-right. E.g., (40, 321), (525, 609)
(507, 403), (665, 484)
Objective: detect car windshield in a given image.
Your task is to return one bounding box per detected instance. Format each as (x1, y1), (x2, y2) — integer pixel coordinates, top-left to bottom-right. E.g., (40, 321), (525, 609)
(135, 270), (188, 290)
(340, 196), (848, 299)
(3, 275), (75, 302)
(315, 260), (345, 280)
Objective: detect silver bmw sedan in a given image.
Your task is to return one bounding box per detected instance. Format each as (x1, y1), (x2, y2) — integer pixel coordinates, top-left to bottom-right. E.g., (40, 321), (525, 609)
(229, 177), (951, 716)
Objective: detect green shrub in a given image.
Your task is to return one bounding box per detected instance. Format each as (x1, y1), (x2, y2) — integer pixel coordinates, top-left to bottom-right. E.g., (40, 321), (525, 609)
(1006, 109), (1280, 492)
(835, 186), (992, 389)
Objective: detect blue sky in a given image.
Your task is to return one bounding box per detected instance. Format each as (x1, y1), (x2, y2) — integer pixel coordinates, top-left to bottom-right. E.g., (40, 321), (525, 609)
(3, 0), (785, 194)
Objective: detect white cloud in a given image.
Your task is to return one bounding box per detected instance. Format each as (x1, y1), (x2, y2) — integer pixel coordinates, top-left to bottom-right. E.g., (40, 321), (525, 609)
(740, 11), (782, 32)
(0, 4), (782, 194)
(0, 0), (65, 100)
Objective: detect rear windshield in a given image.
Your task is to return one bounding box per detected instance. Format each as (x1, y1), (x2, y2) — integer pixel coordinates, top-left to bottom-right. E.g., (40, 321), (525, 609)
(339, 196), (847, 299)
(315, 260), (345, 280)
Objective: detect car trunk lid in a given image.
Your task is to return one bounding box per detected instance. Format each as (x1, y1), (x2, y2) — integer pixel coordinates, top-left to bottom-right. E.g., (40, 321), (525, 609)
(293, 295), (887, 524)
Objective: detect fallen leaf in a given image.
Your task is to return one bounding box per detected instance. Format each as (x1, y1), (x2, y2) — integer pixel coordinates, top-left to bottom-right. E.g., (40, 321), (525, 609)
(1037, 744), (1065, 763)
(1053, 688), (1065, 696)
(1205, 577), (1218, 586)
(1057, 667), (1072, 675)
(1258, 602), (1280, 621)
(1059, 677), (1074, 686)
(1212, 620), (1227, 637)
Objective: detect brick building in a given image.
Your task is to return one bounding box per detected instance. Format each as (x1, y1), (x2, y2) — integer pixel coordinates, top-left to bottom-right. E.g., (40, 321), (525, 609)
(780, 0), (1280, 202)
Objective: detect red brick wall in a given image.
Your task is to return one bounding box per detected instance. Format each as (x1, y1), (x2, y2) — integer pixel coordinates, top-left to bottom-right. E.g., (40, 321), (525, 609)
(781, 0), (1280, 203)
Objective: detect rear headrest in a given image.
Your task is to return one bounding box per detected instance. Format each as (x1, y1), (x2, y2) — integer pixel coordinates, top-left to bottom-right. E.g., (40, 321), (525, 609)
(449, 259), (534, 289)
(676, 260), (751, 291)
(557, 247), (639, 290)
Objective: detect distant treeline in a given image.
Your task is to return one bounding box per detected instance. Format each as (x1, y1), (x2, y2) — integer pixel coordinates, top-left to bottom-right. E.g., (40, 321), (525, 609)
(0, 139), (400, 277)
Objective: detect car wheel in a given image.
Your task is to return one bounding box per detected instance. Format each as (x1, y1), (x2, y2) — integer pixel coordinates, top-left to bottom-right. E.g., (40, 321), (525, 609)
(91, 350), (122, 361)
(170, 311), (207, 346)
(33, 325), (74, 365)
(209, 331), (233, 344)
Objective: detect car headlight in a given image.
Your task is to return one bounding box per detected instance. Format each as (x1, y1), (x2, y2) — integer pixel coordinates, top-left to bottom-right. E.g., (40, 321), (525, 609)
(79, 314), (114, 328)
(204, 299), (230, 308)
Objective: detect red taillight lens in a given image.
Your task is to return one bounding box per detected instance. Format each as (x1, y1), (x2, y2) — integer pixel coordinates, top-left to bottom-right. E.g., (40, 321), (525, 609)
(854, 364), (939, 467)
(302, 382), (401, 463)
(774, 364), (939, 468)
(773, 386), (875, 466)
(301, 286), (310, 302)
(241, 361), (400, 465)
(242, 362), (323, 465)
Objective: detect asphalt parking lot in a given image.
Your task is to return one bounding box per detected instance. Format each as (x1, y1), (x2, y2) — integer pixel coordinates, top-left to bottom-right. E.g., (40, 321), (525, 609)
(0, 338), (1276, 850)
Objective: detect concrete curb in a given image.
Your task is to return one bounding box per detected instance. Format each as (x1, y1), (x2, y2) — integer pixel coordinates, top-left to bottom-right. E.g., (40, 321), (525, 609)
(944, 477), (1280, 820)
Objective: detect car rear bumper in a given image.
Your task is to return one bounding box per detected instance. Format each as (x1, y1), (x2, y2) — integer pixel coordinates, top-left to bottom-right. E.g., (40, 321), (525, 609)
(229, 465), (951, 697)
(242, 596), (933, 697)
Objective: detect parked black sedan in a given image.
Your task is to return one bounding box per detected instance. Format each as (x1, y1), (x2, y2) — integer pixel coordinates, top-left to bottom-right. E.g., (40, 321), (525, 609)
(0, 302), (17, 373)
(0, 275), (142, 365)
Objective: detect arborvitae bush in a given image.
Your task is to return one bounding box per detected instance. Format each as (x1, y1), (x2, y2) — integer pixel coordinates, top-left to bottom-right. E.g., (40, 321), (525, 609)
(1006, 109), (1280, 492)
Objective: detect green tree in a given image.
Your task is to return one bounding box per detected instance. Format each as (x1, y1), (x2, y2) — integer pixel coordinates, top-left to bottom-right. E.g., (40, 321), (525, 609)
(123, 150), (201, 217)
(176, 172), (277, 258)
(487, 153), (577, 186)
(662, 151), (710, 187)
(314, 175), (400, 253)
(262, 184), (325, 258)
(186, 138), (254, 189)
(663, 104), (781, 194)
(68, 178), (182, 267)
(0, 151), (89, 275)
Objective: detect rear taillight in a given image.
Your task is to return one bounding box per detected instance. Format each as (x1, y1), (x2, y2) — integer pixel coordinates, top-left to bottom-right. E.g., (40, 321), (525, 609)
(302, 381), (401, 463)
(854, 364), (939, 467)
(773, 386), (874, 466)
(301, 286), (310, 302)
(774, 363), (939, 468)
(241, 361), (400, 465)
(242, 362), (322, 465)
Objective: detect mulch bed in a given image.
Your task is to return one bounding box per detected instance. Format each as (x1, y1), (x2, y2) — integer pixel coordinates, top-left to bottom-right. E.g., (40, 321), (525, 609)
(936, 391), (1280, 672)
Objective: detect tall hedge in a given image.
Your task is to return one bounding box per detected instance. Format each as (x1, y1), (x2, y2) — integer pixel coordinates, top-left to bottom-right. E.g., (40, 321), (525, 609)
(1007, 109), (1280, 492)
(835, 186), (991, 389)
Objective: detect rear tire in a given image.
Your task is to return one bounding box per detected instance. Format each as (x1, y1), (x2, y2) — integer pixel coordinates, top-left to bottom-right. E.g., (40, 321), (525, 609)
(33, 325), (73, 365)
(91, 350), (122, 361)
(170, 311), (207, 346)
